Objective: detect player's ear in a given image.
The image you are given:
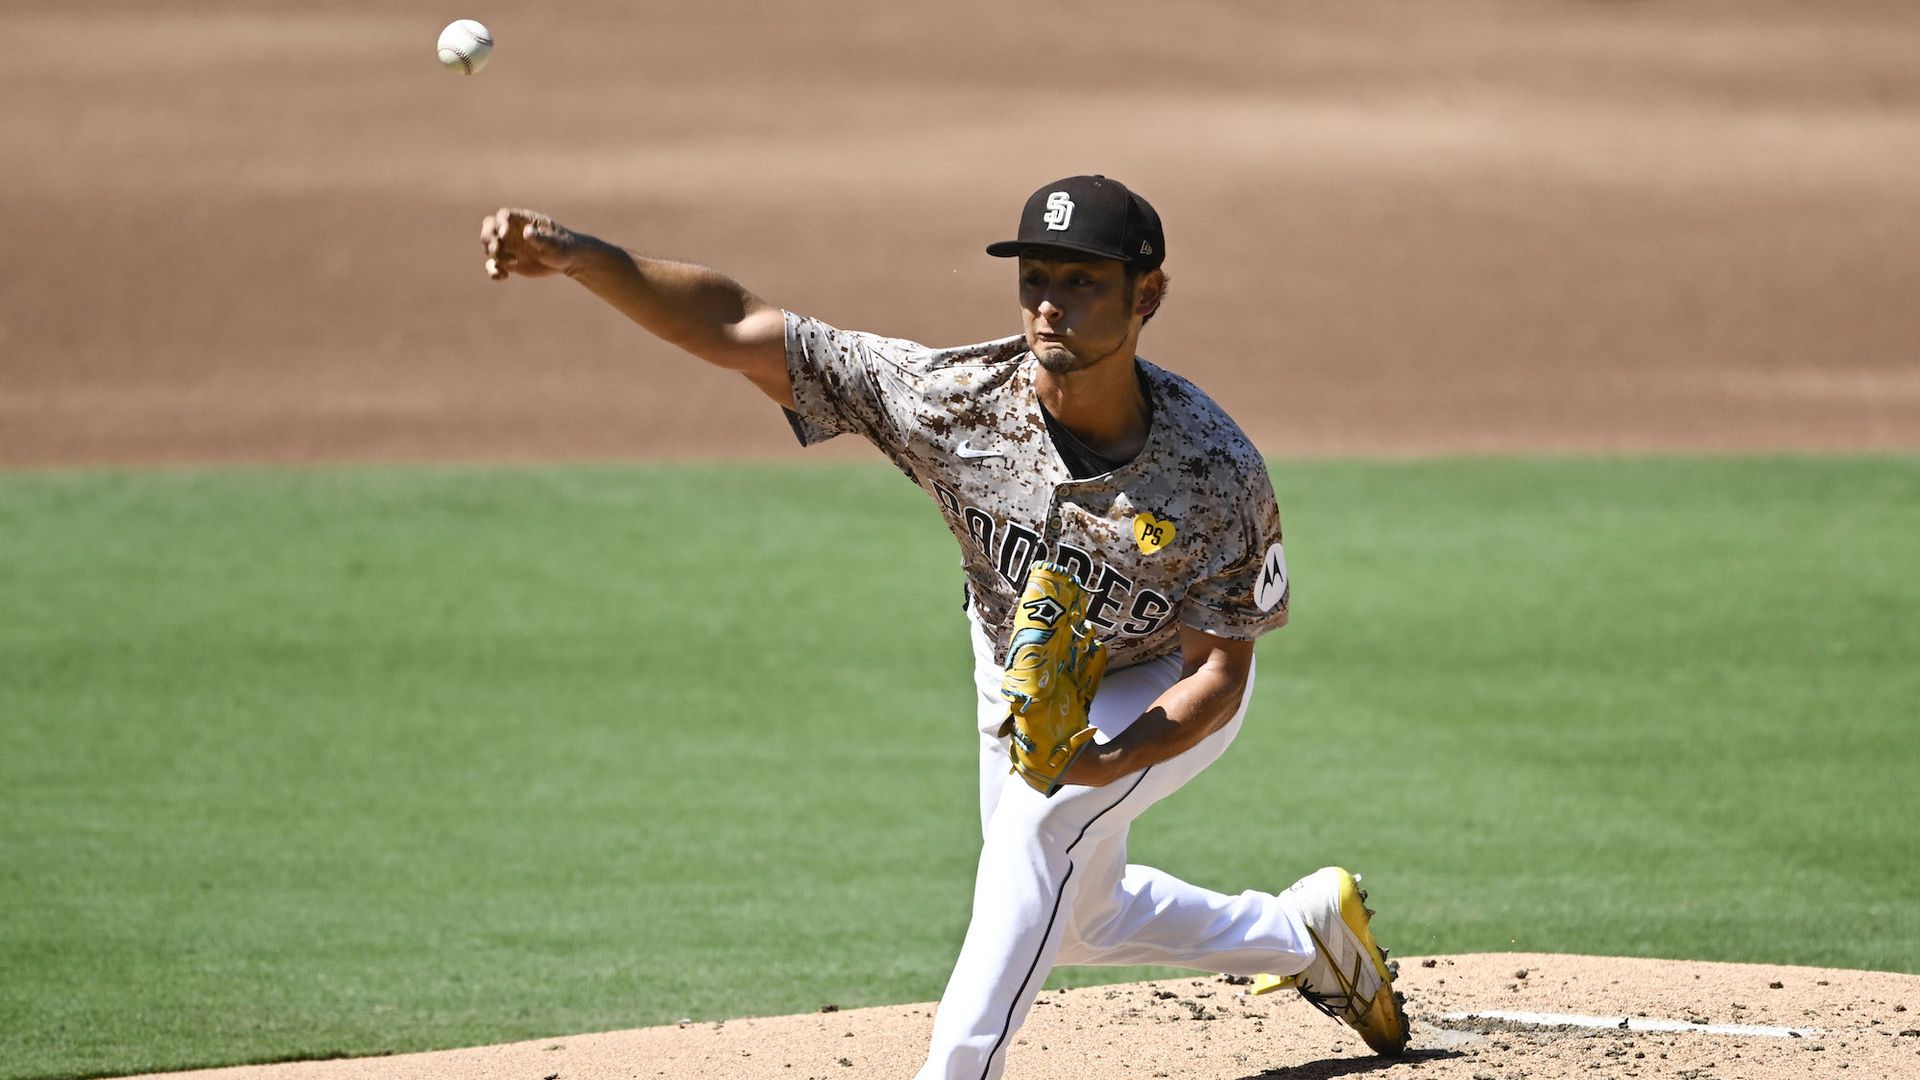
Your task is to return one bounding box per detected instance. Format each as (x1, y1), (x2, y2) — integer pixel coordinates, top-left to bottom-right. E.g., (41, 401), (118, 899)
(1134, 270), (1167, 320)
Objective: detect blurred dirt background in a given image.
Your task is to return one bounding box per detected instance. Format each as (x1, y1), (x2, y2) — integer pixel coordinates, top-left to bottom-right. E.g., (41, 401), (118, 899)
(6, 0), (1918, 467)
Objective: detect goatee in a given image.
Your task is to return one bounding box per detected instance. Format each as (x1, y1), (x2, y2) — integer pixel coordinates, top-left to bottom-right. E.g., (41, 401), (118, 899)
(1034, 348), (1102, 375)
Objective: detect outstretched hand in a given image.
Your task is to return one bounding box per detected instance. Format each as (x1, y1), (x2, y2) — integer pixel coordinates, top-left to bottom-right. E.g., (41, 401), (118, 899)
(480, 208), (589, 281)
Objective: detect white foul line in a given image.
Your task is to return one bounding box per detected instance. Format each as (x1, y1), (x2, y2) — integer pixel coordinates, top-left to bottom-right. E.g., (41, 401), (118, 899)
(1442, 1010), (1820, 1039)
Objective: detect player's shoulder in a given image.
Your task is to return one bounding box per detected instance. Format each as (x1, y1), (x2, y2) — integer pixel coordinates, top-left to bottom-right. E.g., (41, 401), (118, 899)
(921, 334), (1032, 374)
(1141, 360), (1270, 483)
(787, 311), (1028, 375)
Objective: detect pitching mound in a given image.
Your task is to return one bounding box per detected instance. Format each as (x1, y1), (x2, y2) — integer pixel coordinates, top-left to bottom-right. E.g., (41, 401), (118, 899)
(128, 953), (1918, 1079)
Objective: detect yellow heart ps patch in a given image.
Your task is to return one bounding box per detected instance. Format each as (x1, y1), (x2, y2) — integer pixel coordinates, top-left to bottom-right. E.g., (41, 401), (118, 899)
(1132, 512), (1176, 555)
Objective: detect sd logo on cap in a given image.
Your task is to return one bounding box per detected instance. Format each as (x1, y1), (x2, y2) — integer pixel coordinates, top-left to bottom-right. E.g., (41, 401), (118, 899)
(987, 175), (1165, 270)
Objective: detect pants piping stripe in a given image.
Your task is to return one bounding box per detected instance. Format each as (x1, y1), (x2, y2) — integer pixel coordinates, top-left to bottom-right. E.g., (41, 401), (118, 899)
(977, 767), (1154, 1080)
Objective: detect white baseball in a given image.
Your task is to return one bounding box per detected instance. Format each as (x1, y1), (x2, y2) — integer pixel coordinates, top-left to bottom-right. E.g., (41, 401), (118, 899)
(436, 19), (493, 75)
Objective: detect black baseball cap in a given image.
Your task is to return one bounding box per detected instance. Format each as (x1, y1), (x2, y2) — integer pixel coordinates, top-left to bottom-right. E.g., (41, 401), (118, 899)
(986, 175), (1165, 271)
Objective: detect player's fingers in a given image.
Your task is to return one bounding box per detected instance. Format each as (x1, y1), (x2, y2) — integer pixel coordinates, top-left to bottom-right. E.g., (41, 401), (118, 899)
(522, 213), (567, 246)
(481, 208), (515, 247)
(487, 208), (525, 246)
(486, 257), (505, 280)
(505, 208), (538, 235)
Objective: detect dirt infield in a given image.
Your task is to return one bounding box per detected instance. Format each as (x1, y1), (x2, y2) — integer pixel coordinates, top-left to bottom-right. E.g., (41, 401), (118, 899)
(6, 0), (1919, 466)
(127, 954), (1920, 1079)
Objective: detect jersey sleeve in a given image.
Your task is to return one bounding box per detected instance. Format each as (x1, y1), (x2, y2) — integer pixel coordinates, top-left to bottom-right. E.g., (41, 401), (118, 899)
(1180, 466), (1291, 639)
(781, 310), (919, 451)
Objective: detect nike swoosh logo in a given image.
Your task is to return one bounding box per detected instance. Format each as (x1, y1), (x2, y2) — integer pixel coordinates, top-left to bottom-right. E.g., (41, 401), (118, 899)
(956, 442), (1005, 461)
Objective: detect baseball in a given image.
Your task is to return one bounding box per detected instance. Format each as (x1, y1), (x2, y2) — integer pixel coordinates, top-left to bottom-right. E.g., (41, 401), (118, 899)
(436, 19), (493, 75)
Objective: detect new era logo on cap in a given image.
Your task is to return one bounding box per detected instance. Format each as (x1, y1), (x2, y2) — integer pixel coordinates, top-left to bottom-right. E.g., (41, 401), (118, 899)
(986, 175), (1165, 270)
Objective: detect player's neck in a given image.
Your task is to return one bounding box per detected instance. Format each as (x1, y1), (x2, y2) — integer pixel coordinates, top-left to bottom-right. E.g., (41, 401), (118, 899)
(1034, 343), (1151, 462)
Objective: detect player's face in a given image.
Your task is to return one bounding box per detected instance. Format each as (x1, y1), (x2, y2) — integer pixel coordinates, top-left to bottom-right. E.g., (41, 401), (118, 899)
(1018, 256), (1138, 374)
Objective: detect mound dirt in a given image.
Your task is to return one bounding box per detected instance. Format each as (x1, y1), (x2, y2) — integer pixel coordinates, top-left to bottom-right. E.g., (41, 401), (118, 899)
(130, 954), (1920, 1079)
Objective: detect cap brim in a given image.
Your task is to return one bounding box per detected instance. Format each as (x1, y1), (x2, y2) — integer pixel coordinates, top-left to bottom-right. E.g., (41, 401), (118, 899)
(984, 239), (1130, 262)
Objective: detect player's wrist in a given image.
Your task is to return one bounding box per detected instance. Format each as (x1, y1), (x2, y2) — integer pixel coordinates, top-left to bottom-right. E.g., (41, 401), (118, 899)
(559, 233), (618, 280)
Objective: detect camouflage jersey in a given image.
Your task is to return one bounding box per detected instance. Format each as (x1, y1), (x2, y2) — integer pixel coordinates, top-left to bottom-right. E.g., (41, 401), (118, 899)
(782, 312), (1290, 671)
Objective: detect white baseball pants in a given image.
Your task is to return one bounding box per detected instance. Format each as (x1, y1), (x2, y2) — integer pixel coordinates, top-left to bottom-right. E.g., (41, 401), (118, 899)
(913, 618), (1315, 1080)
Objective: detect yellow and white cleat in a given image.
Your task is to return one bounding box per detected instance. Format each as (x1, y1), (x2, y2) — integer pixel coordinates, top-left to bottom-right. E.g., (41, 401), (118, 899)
(1248, 972), (1297, 995)
(1264, 867), (1409, 1055)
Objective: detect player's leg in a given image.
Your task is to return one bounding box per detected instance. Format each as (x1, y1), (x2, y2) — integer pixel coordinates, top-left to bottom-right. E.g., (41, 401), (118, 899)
(1058, 856), (1313, 973)
(972, 637), (1012, 840)
(923, 665), (1174, 1080)
(1052, 667), (1408, 1055)
(919, 637), (1305, 1080)
(1052, 667), (1314, 976)
(920, 630), (1167, 1080)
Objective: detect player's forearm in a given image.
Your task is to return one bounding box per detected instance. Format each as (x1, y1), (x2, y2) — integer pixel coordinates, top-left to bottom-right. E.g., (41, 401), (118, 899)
(564, 236), (782, 372)
(1073, 661), (1250, 786)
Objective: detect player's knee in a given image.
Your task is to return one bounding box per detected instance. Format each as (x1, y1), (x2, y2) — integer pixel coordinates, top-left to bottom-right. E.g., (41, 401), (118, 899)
(1065, 902), (1132, 953)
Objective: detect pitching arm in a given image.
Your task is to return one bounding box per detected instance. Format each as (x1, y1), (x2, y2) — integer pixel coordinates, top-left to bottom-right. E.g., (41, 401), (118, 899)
(479, 208), (794, 408)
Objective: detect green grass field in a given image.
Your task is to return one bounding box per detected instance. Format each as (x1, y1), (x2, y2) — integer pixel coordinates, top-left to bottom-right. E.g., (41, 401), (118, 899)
(3, 457), (1916, 1080)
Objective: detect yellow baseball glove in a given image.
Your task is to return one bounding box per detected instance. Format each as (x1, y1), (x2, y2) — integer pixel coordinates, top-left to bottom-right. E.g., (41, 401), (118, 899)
(998, 561), (1108, 797)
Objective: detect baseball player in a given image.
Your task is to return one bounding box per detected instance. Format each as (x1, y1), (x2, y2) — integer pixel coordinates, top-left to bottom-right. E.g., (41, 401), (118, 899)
(479, 175), (1408, 1079)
